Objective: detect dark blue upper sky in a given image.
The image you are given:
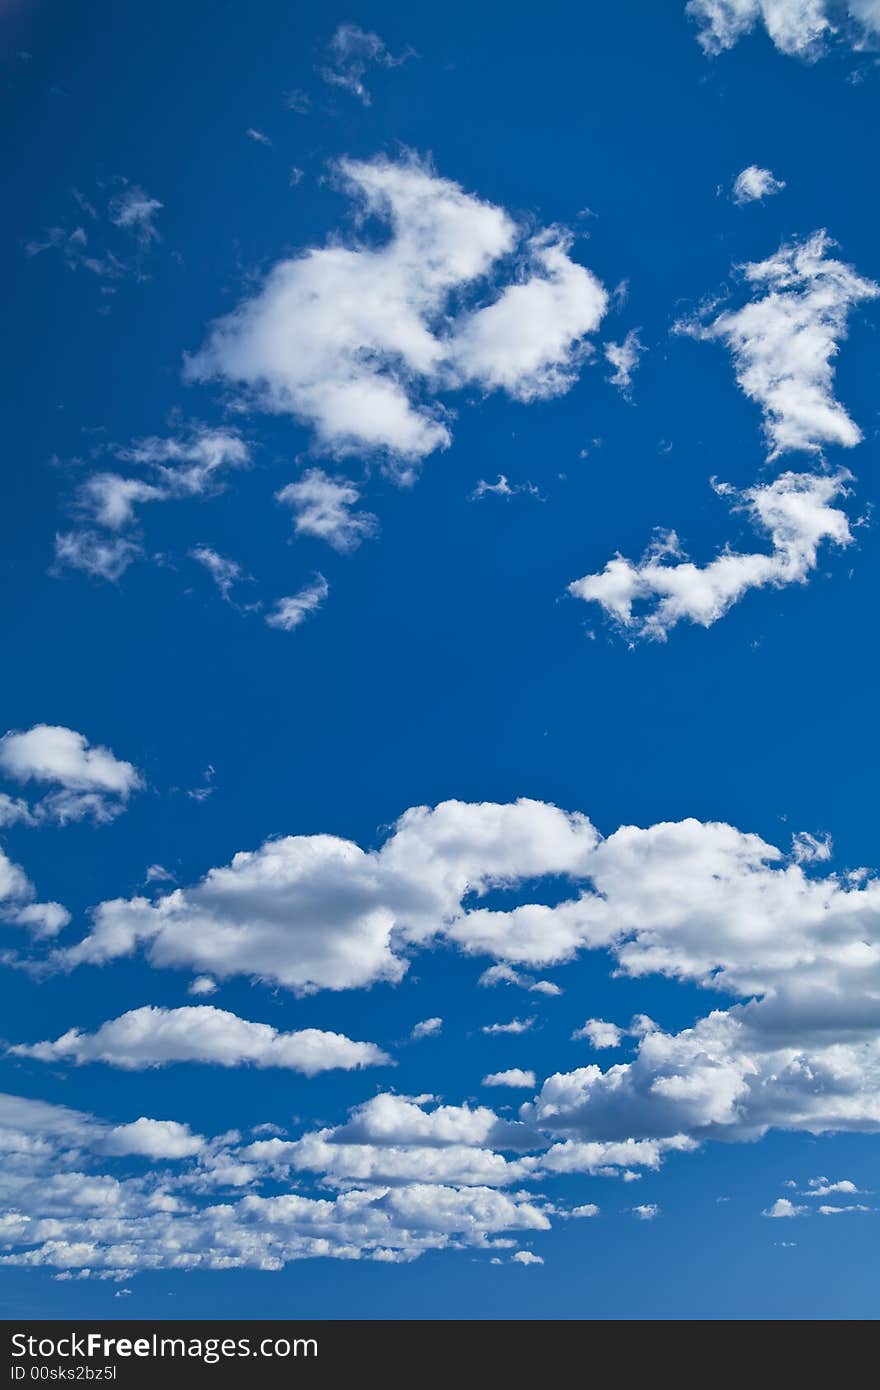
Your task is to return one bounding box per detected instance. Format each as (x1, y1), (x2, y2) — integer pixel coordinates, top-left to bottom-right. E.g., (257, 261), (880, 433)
(1, 0), (879, 1320)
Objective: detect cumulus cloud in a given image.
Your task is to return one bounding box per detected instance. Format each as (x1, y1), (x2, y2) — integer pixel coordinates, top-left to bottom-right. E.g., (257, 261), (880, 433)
(482, 1070), (537, 1089)
(0, 847), (69, 938)
(0, 724), (142, 825)
(11, 1005), (391, 1076)
(265, 574), (328, 631)
(568, 469), (852, 639)
(410, 1018), (443, 1041)
(319, 24), (408, 105)
(688, 0), (880, 58)
(276, 469), (378, 551)
(511, 1249), (543, 1264)
(478, 963), (561, 995)
(732, 165), (786, 205)
(52, 792), (880, 1034)
(677, 232), (877, 457)
(764, 1197), (805, 1217)
(573, 1019), (624, 1049)
(186, 156), (607, 474)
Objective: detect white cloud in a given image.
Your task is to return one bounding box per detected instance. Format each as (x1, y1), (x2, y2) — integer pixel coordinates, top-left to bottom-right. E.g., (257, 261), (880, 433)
(77, 474), (165, 530)
(319, 24), (407, 105)
(189, 547), (246, 602)
(791, 831), (833, 864)
(108, 186), (163, 245)
(0, 724), (142, 825)
(732, 165), (786, 205)
(817, 1203), (872, 1214)
(265, 574), (328, 631)
(511, 1249), (543, 1264)
(470, 475), (541, 501)
(571, 1203), (600, 1218)
(573, 1019), (624, 1049)
(763, 1197), (805, 1218)
(11, 1004), (390, 1076)
(0, 793), (35, 828)
(687, 1), (880, 58)
(478, 963), (561, 995)
(482, 1019), (536, 1035)
(568, 469), (852, 639)
(245, 128), (271, 146)
(186, 156), (607, 474)
(187, 975), (216, 996)
(0, 717), (140, 822)
(604, 329), (646, 394)
(482, 1070), (537, 1089)
(631, 1204), (660, 1220)
(677, 232), (877, 457)
(53, 530), (142, 582)
(276, 468), (378, 552)
(0, 847), (69, 938)
(410, 1017), (443, 1040)
(103, 1118), (204, 1160)
(802, 1177), (861, 1196)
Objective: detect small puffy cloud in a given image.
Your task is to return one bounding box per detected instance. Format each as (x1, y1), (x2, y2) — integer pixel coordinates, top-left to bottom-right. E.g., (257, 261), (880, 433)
(265, 574), (328, 631)
(631, 1204), (660, 1220)
(817, 1204), (872, 1215)
(410, 1018), (443, 1041)
(482, 1070), (537, 1089)
(10, 1005), (390, 1076)
(482, 1019), (535, 1035)
(511, 1249), (543, 1264)
(763, 1197), (806, 1218)
(573, 1019), (624, 1049)
(732, 165), (786, 205)
(319, 24), (407, 105)
(571, 1204), (600, 1218)
(569, 470), (851, 640)
(103, 1117), (204, 1159)
(604, 329), (645, 394)
(77, 474), (164, 530)
(186, 155), (607, 475)
(187, 975), (217, 996)
(0, 724), (142, 825)
(677, 232), (878, 458)
(276, 469), (378, 552)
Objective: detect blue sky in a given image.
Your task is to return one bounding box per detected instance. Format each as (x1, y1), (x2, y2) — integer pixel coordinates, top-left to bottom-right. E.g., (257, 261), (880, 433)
(2, 0), (880, 1320)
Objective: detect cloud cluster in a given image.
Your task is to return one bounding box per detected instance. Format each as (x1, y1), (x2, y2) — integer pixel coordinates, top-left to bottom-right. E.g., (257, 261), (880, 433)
(569, 469), (852, 638)
(186, 155), (607, 474)
(688, 0), (880, 58)
(0, 724), (142, 825)
(56, 427), (250, 581)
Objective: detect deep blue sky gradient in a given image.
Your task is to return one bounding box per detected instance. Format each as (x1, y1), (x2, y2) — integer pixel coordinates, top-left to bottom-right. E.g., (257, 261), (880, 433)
(1, 0), (879, 1318)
